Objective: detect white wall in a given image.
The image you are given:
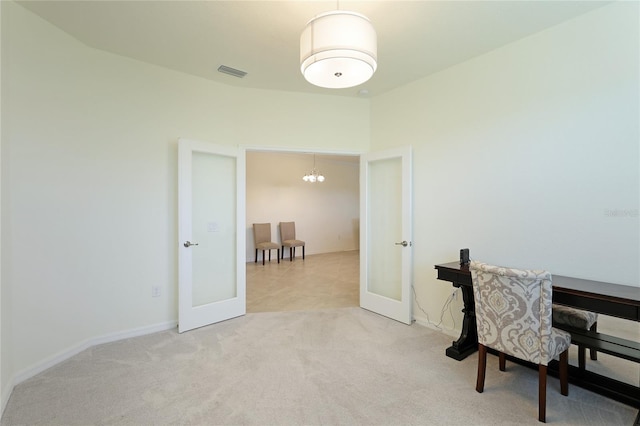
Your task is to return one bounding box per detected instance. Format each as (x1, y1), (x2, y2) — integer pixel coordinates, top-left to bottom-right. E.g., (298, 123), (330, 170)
(246, 151), (359, 261)
(371, 2), (639, 332)
(0, 0), (369, 407)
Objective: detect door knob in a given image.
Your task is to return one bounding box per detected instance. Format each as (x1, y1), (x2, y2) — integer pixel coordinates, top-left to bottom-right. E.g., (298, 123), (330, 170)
(183, 241), (199, 248)
(395, 241), (410, 247)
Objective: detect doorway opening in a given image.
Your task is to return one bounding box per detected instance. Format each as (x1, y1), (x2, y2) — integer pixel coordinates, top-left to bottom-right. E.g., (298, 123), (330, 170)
(245, 149), (360, 313)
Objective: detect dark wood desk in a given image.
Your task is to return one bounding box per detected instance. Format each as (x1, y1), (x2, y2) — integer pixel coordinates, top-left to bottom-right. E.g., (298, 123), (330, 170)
(434, 261), (640, 410)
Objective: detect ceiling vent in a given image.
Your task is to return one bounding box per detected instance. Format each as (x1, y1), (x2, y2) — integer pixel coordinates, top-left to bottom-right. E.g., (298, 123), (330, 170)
(217, 65), (247, 78)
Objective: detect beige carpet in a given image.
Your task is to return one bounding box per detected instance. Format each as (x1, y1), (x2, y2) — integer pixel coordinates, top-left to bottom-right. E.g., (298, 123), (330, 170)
(1, 307), (636, 425)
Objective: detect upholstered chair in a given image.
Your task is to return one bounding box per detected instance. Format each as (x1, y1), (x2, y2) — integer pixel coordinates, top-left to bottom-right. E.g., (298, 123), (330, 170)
(552, 304), (598, 369)
(470, 261), (571, 423)
(279, 222), (305, 261)
(253, 223), (279, 265)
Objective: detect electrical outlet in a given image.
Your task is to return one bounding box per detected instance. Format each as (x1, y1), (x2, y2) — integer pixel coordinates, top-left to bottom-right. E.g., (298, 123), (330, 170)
(152, 285), (161, 297)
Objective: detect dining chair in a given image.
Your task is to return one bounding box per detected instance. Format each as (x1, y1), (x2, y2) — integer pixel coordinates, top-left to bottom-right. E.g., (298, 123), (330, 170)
(279, 222), (305, 261)
(253, 223), (279, 265)
(470, 260), (571, 423)
(552, 304), (598, 369)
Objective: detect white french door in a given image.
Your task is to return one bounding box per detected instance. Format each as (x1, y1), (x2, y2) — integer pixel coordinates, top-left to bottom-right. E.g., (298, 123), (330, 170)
(360, 146), (413, 324)
(178, 138), (246, 333)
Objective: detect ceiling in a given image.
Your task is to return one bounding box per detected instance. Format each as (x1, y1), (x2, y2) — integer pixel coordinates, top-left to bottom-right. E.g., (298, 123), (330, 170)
(18, 1), (608, 98)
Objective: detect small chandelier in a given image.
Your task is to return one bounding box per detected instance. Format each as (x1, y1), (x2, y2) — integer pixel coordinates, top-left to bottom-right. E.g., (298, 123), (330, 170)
(300, 10), (377, 89)
(302, 155), (325, 183)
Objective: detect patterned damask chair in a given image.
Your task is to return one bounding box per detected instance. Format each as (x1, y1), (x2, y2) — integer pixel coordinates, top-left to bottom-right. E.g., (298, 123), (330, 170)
(279, 221), (305, 261)
(470, 261), (571, 423)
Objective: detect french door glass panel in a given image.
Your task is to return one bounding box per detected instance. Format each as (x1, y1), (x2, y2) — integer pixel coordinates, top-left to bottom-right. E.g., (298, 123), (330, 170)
(191, 151), (237, 306)
(367, 157), (402, 300)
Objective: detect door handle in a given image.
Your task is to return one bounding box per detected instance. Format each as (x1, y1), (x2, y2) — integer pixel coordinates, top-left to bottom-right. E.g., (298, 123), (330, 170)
(395, 241), (410, 247)
(183, 241), (199, 248)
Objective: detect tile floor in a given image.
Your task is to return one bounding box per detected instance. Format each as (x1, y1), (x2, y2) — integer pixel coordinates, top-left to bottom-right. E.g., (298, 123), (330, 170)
(247, 250), (359, 313)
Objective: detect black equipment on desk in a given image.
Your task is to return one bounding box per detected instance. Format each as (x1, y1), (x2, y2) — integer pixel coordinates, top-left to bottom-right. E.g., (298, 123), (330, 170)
(460, 248), (470, 266)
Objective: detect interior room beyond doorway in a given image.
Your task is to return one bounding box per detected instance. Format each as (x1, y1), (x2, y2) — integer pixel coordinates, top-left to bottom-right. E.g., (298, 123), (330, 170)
(246, 150), (360, 313)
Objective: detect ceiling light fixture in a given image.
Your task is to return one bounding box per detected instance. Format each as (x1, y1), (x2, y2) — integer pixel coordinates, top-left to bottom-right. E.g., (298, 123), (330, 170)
(300, 9), (377, 89)
(302, 155), (325, 183)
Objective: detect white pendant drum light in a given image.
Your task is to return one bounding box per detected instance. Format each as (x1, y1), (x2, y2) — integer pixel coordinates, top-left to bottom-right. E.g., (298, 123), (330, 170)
(300, 10), (377, 89)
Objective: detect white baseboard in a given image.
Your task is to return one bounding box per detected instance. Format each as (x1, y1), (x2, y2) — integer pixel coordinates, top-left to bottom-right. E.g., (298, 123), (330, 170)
(2, 320), (177, 417)
(1, 379), (14, 419)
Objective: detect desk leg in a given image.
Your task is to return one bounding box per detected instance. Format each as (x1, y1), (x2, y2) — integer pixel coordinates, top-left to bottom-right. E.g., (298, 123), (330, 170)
(445, 282), (478, 361)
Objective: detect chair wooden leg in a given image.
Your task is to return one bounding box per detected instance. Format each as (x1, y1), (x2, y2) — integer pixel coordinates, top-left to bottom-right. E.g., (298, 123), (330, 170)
(262, 250), (265, 265)
(560, 349), (569, 396)
(499, 352), (506, 371)
(289, 247), (293, 261)
(281, 246), (284, 259)
(268, 249), (271, 263)
(255, 249), (258, 263)
(476, 344), (487, 393)
(277, 249), (280, 264)
(538, 364), (547, 423)
(302, 246), (305, 260)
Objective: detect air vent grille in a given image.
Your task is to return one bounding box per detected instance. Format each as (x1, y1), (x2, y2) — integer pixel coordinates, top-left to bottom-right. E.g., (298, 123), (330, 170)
(217, 65), (247, 78)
